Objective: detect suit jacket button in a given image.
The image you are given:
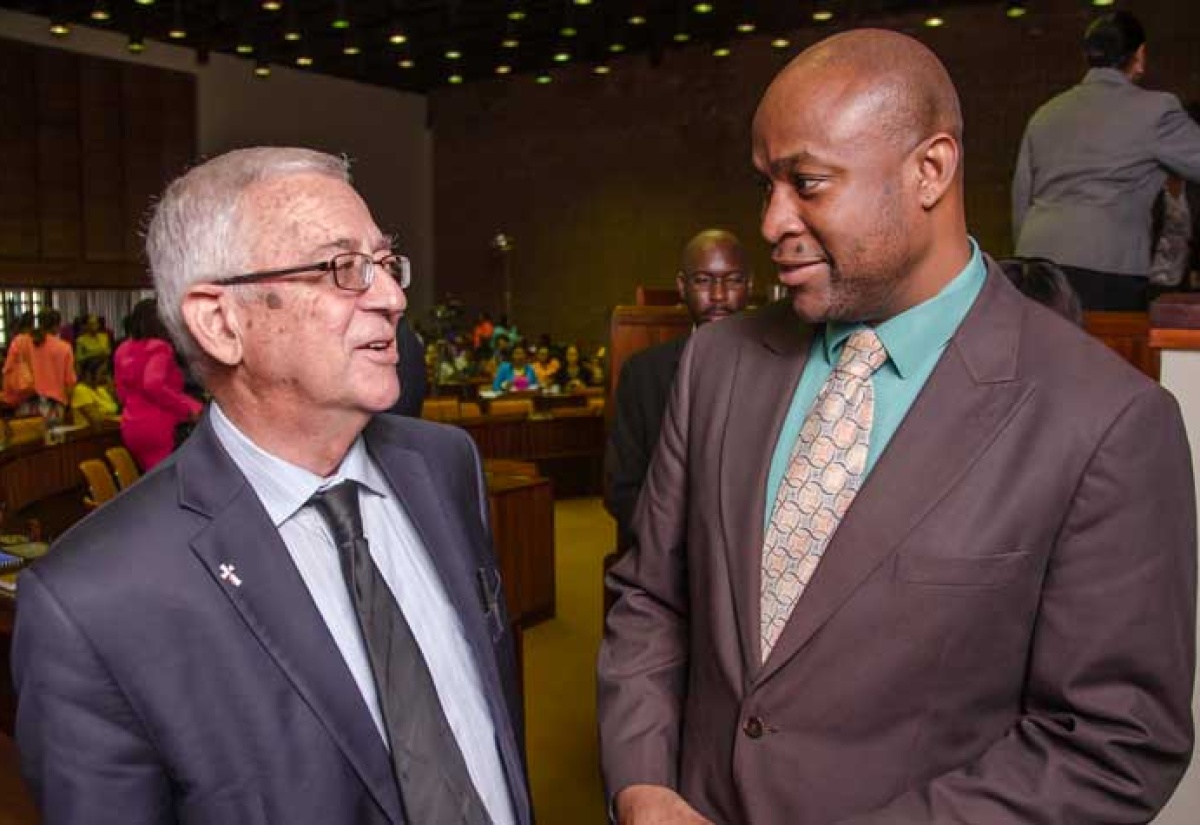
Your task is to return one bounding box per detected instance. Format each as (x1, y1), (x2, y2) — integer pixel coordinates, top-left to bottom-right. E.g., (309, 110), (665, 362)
(743, 716), (765, 738)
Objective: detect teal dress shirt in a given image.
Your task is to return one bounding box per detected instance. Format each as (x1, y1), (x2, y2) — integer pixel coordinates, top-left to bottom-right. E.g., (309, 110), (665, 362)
(764, 242), (987, 530)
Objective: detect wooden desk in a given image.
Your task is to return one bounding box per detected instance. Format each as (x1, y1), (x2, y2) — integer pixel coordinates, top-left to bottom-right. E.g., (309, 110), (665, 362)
(487, 465), (555, 627)
(0, 425), (122, 539)
(462, 415), (605, 498)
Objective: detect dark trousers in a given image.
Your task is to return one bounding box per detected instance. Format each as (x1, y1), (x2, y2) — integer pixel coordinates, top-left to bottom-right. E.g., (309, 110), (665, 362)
(1061, 266), (1149, 312)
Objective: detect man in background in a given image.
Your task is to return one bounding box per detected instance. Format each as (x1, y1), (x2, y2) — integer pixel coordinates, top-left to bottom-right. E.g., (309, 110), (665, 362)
(604, 229), (751, 554)
(14, 147), (531, 825)
(600, 29), (1196, 824)
(1013, 10), (1200, 309)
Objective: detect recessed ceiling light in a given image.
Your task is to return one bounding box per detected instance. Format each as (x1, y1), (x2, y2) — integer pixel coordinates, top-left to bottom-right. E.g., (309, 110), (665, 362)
(496, 64), (512, 75)
(713, 46), (731, 58)
(1006, 3), (1027, 18)
(389, 32), (407, 45)
(1091, 0), (1114, 6)
(812, 10), (834, 22)
(49, 21), (70, 37)
(502, 37), (520, 48)
(629, 15), (647, 25)
(561, 26), (577, 37)
(261, 0), (282, 10)
(693, 2), (714, 13)
(236, 43), (254, 55)
(168, 27), (187, 39)
(284, 30), (302, 41)
(89, 3), (111, 22)
(771, 37), (790, 49)
(608, 42), (626, 53)
(254, 62), (271, 78)
(448, 74), (463, 85)
(296, 55), (314, 66)
(508, 10), (526, 21)
(673, 32), (691, 43)
(736, 22), (756, 34)
(536, 73), (552, 84)
(343, 44), (361, 55)
(924, 15), (945, 27)
(594, 64), (611, 75)
(127, 35), (145, 53)
(399, 58), (415, 69)
(134, 0), (155, 5)
(554, 51), (571, 63)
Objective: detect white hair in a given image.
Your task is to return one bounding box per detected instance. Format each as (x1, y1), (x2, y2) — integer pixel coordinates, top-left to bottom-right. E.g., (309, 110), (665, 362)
(144, 146), (350, 368)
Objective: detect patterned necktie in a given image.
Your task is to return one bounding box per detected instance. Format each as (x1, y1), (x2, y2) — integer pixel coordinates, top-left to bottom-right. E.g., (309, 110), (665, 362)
(760, 328), (888, 662)
(310, 481), (493, 825)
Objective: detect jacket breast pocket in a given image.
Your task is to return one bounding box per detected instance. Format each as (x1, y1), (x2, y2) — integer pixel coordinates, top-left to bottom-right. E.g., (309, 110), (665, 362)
(895, 549), (1033, 587)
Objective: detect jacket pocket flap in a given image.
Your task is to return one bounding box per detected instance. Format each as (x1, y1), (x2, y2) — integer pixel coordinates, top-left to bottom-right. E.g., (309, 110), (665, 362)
(896, 550), (1032, 587)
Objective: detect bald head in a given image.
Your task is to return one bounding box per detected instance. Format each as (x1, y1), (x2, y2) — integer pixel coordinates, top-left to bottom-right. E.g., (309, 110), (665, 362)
(752, 29), (972, 324)
(676, 229), (751, 325)
(759, 30), (962, 167)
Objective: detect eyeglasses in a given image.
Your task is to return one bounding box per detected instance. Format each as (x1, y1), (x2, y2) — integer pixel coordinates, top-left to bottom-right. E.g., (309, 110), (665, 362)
(212, 251), (411, 292)
(684, 271), (749, 291)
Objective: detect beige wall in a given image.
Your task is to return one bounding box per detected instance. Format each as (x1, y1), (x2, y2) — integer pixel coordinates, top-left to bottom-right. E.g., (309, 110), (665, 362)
(0, 8), (434, 311)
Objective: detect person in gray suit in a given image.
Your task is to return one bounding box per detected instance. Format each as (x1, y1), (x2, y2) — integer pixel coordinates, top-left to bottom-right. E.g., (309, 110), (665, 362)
(13, 148), (531, 825)
(1012, 10), (1200, 310)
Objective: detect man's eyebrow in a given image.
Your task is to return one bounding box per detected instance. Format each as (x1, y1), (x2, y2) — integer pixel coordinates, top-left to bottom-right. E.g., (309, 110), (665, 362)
(767, 151), (837, 177)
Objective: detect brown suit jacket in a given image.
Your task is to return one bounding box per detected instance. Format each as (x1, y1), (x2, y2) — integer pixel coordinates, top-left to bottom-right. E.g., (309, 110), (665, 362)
(598, 263), (1197, 824)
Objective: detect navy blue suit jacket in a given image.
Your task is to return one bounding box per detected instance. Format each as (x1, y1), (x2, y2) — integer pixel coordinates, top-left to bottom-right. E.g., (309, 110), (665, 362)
(13, 412), (531, 825)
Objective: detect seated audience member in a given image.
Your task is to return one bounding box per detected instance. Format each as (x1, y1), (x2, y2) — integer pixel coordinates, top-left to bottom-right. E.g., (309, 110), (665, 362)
(493, 342), (538, 392)
(554, 344), (593, 391)
(71, 355), (119, 428)
(586, 346), (606, 389)
(531, 345), (560, 387)
(476, 342), (499, 381)
(387, 315), (426, 418)
(998, 257), (1085, 325)
(491, 316), (518, 347)
(114, 298), (203, 470)
(75, 313), (112, 362)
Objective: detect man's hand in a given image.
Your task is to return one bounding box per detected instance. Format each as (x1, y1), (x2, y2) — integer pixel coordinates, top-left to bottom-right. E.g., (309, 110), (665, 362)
(615, 785), (714, 825)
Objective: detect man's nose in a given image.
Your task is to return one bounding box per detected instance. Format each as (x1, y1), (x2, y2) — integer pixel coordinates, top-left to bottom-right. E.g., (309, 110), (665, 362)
(364, 264), (406, 314)
(761, 187), (805, 245)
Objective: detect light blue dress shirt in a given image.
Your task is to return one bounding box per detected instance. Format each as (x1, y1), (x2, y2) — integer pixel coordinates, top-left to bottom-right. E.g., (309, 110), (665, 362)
(210, 404), (516, 825)
(765, 241), (987, 529)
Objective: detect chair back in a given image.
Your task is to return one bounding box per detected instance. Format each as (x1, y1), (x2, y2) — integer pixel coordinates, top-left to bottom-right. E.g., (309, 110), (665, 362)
(420, 397), (461, 422)
(7, 416), (46, 446)
(105, 446), (141, 490)
(79, 459), (118, 509)
(488, 397), (534, 418)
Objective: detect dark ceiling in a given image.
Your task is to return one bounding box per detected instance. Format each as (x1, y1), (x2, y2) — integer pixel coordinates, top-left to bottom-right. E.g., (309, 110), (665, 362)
(6, 1), (1046, 92)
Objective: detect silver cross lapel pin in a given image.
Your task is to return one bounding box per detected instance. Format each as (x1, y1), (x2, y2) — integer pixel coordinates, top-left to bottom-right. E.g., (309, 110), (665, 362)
(218, 563), (242, 587)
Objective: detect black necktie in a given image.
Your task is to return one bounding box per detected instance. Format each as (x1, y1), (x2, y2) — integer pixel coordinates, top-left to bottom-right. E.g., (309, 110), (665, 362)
(310, 481), (492, 825)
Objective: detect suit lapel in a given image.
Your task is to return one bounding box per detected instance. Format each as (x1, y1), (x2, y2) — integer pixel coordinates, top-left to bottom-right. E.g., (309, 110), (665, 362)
(365, 426), (532, 825)
(178, 419), (404, 823)
(757, 266), (1034, 685)
(720, 302), (815, 672)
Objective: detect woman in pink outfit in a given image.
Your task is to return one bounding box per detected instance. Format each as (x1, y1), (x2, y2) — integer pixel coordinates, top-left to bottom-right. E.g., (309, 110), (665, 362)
(114, 299), (203, 471)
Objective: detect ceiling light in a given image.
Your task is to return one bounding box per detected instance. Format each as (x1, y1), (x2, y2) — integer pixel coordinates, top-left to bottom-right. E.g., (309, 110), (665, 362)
(608, 42), (626, 53)
(495, 64), (512, 75)
(1005, 1), (1027, 17)
(49, 19), (70, 37)
(629, 15), (647, 25)
(736, 22), (756, 34)
(553, 51), (571, 63)
(574, 0), (592, 5)
(296, 55), (313, 66)
(134, 0), (155, 5)
(127, 35), (145, 53)
(331, 0), (350, 30)
(389, 32), (407, 45)
(261, 0), (282, 10)
(924, 15), (945, 27)
(1091, 0), (1114, 6)
(399, 58), (415, 69)
(508, 10), (526, 21)
(448, 74), (463, 85)
(561, 26), (577, 37)
(771, 37), (790, 49)
(343, 44), (361, 56)
(502, 37), (520, 48)
(713, 46), (731, 58)
(693, 2), (714, 13)
(536, 73), (552, 84)
(168, 26), (187, 39)
(254, 61), (271, 78)
(812, 9), (834, 22)
(236, 43), (254, 55)
(673, 32), (691, 43)
(89, 2), (111, 21)
(445, 49), (462, 60)
(594, 64), (611, 75)
(284, 29), (302, 41)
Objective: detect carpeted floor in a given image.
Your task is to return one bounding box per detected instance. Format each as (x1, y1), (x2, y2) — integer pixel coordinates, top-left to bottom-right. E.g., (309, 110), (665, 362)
(522, 497), (612, 824)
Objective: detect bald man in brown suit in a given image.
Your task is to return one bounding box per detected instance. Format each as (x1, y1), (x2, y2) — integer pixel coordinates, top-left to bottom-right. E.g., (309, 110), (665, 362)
(598, 29), (1196, 825)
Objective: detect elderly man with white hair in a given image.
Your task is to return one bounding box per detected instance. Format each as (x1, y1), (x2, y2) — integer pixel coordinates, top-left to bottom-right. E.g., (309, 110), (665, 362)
(12, 147), (532, 825)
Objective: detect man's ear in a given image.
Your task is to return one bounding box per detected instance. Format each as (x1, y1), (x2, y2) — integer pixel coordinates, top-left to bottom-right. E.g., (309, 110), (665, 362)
(181, 284), (244, 367)
(915, 132), (961, 211)
(676, 271), (687, 301)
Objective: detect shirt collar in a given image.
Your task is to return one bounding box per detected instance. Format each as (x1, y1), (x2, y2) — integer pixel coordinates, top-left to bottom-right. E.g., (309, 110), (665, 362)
(209, 402), (387, 527)
(821, 238), (986, 379)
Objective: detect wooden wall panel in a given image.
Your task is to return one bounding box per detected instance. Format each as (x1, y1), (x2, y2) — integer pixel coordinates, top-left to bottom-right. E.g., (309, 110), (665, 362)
(0, 40), (39, 259)
(0, 38), (195, 287)
(79, 59), (126, 262)
(34, 48), (82, 259)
